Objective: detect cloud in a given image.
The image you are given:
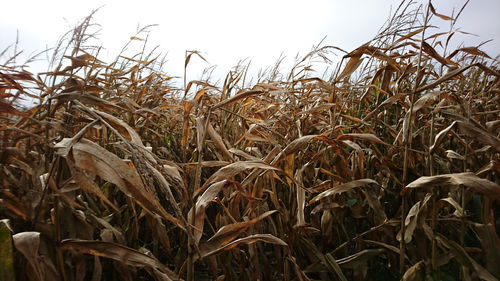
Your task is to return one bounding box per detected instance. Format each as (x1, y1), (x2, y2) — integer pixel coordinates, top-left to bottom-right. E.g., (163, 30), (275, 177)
(1, 0), (497, 82)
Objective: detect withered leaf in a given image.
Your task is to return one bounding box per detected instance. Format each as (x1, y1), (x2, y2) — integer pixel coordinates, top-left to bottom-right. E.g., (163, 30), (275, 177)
(200, 161), (279, 193)
(336, 133), (387, 145)
(447, 47), (491, 60)
(212, 90), (264, 109)
(203, 210), (277, 250)
(474, 223), (500, 279)
(65, 139), (184, 230)
(310, 179), (379, 204)
(200, 234), (286, 258)
(275, 135), (319, 162)
(60, 239), (178, 281)
(402, 172), (500, 200)
(207, 122), (234, 161)
(12, 232), (43, 280)
(335, 55), (363, 82)
(190, 180), (233, 244)
(429, 3), (454, 21)
(337, 248), (385, 269)
(401, 260), (425, 281)
(436, 234), (497, 281)
(94, 109), (144, 146)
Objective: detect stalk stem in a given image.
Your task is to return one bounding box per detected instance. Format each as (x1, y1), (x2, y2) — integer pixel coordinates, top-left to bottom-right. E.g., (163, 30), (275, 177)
(400, 1), (431, 276)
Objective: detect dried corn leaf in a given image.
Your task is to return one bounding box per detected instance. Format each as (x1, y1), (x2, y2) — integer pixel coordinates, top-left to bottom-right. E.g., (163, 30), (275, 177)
(412, 91), (441, 112)
(436, 234), (497, 281)
(196, 116), (205, 152)
(185, 50), (207, 68)
(54, 92), (123, 112)
(295, 167), (306, 227)
(212, 90), (264, 109)
(53, 119), (99, 157)
(335, 55), (363, 82)
(0, 190), (29, 220)
(397, 194), (431, 243)
(447, 47), (491, 60)
(181, 101), (193, 148)
(337, 248), (385, 269)
(309, 179), (379, 204)
(0, 100), (27, 116)
(421, 41), (457, 66)
(402, 172), (500, 200)
(200, 161), (279, 193)
(300, 237), (347, 280)
(430, 120), (500, 154)
(276, 135), (319, 162)
(476, 160), (500, 177)
(289, 255), (312, 281)
(64, 53), (104, 69)
(60, 239), (178, 281)
(392, 28), (424, 46)
(204, 210), (277, 250)
(200, 233), (286, 258)
(401, 260), (425, 281)
(67, 159), (118, 211)
(207, 122), (234, 161)
(325, 253), (348, 281)
(416, 63), (500, 93)
(429, 3), (454, 21)
(12, 232), (43, 280)
(474, 223), (500, 279)
(430, 121), (455, 154)
(337, 133), (387, 145)
(438, 197), (464, 217)
(64, 139), (184, 230)
(363, 239), (403, 256)
(94, 109), (144, 146)
(190, 180), (232, 244)
(360, 188), (387, 224)
(445, 150), (464, 160)
(456, 121), (500, 152)
(284, 154), (295, 186)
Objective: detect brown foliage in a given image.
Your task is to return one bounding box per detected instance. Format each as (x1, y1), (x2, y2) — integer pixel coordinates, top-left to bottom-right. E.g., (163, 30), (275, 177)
(1, 2), (499, 281)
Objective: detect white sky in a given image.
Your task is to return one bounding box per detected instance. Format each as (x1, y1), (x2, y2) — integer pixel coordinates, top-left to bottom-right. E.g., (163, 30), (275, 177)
(1, 0), (499, 86)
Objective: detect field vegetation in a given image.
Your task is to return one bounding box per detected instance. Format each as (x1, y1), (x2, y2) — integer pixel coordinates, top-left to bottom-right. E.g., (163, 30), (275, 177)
(1, 1), (499, 280)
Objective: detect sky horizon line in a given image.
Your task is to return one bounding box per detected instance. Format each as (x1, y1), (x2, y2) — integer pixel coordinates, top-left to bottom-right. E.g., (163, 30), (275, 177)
(1, 0), (498, 89)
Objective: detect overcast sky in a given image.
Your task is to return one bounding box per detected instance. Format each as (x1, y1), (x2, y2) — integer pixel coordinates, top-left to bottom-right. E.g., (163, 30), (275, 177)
(1, 0), (499, 85)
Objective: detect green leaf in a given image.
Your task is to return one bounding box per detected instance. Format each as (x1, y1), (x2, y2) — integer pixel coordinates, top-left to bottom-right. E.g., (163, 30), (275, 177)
(0, 220), (15, 281)
(347, 198), (358, 206)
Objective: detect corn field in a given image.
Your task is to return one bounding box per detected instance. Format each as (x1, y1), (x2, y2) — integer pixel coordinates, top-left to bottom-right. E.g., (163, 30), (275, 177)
(1, 1), (499, 281)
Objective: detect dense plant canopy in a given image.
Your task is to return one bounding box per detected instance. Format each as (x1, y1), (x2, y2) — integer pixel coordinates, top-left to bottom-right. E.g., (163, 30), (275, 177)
(1, 1), (499, 281)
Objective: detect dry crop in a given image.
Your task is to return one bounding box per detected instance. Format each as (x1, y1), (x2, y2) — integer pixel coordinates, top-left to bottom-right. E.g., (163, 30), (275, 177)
(1, 1), (499, 281)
